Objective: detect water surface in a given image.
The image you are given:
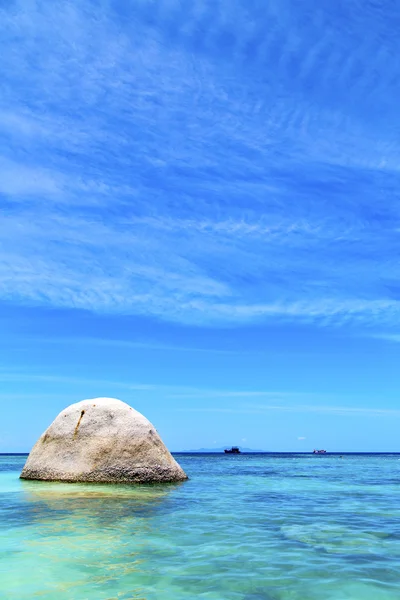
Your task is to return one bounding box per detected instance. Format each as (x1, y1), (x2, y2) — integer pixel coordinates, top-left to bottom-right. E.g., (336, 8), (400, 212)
(1, 453), (400, 599)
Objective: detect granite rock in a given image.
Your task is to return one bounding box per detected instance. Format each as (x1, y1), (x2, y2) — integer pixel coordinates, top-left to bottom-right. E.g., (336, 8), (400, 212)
(20, 397), (187, 483)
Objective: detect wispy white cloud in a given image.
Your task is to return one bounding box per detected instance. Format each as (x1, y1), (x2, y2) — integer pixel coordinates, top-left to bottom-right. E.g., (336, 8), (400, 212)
(2, 369), (398, 418)
(0, 371), (322, 402)
(17, 335), (242, 354)
(1, 0), (400, 327)
(179, 405), (400, 418)
(169, 390), (298, 399)
(0, 372), (163, 390)
(372, 334), (400, 344)
(0, 158), (62, 196)
(0, 371), (308, 400)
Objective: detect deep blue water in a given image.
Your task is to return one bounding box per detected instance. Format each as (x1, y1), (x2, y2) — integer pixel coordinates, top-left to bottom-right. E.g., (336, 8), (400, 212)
(1, 453), (400, 599)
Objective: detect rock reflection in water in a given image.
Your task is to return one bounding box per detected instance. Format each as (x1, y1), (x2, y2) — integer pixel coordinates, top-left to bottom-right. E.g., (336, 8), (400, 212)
(15, 481), (182, 599)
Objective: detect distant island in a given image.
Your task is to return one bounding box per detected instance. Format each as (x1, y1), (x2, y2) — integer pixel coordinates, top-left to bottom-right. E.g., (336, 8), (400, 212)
(184, 447), (265, 453)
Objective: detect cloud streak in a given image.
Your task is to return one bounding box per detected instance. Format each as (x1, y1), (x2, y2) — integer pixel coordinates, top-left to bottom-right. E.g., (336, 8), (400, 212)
(2, 370), (394, 417)
(2, 369), (398, 421)
(1, 0), (400, 327)
(179, 405), (400, 418)
(0, 371), (312, 401)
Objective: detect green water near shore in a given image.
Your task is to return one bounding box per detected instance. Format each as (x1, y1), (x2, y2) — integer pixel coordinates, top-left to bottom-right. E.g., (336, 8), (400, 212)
(1, 453), (400, 599)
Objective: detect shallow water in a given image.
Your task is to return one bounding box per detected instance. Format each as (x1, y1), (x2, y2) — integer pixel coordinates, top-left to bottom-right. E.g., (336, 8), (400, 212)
(1, 453), (400, 599)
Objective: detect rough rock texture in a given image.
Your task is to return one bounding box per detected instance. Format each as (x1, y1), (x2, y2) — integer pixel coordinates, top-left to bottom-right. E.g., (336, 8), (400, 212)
(20, 397), (188, 483)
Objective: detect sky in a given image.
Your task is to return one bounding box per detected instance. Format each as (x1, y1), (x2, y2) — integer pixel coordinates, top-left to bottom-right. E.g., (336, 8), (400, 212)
(1, 0), (400, 452)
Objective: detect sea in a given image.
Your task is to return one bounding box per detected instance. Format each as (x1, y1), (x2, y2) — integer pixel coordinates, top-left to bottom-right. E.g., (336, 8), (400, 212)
(1, 452), (400, 599)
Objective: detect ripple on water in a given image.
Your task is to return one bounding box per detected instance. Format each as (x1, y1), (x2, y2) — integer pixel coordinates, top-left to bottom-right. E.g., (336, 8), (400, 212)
(1, 454), (400, 599)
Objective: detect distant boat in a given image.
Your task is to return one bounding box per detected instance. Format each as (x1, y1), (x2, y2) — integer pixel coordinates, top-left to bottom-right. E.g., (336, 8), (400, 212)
(313, 449), (327, 454)
(224, 446), (241, 454)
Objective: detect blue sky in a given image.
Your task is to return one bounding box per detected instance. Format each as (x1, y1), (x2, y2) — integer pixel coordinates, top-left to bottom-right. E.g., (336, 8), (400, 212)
(1, 0), (400, 452)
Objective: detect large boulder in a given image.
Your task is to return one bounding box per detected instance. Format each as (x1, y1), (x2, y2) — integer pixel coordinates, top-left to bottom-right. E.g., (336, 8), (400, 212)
(20, 397), (187, 483)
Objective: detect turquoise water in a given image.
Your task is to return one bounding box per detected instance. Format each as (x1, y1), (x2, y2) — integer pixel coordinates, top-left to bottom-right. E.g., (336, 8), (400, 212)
(1, 453), (400, 599)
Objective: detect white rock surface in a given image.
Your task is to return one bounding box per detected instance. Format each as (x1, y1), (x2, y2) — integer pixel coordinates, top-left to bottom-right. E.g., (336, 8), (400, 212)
(20, 397), (187, 483)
